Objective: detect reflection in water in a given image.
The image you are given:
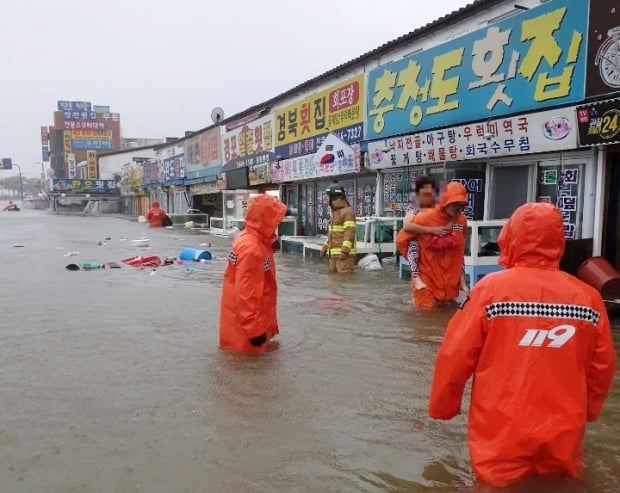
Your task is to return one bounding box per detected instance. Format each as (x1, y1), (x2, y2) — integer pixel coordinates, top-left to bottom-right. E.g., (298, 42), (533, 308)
(0, 211), (618, 492)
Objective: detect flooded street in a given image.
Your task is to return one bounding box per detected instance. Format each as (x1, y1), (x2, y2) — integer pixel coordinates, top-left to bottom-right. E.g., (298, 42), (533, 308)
(1, 211), (619, 493)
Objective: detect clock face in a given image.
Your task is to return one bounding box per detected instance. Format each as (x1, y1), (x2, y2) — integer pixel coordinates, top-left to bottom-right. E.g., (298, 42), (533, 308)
(599, 35), (620, 88)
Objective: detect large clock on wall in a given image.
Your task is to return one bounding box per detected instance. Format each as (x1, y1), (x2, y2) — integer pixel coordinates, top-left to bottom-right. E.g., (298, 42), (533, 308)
(595, 26), (620, 88)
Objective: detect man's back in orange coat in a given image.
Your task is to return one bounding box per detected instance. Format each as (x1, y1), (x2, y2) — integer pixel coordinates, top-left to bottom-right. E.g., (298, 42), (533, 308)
(429, 203), (617, 487)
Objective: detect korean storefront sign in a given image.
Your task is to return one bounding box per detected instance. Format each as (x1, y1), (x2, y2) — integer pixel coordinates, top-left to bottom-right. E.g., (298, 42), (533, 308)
(271, 141), (361, 183)
(189, 182), (224, 195)
(63, 121), (112, 130)
(366, 0), (587, 140)
(59, 103), (120, 120)
(58, 101), (91, 113)
(184, 128), (221, 180)
(368, 107), (578, 169)
(71, 129), (114, 150)
(586, 0), (620, 97)
(86, 150), (97, 180)
(274, 74), (364, 159)
(142, 161), (160, 185)
(52, 179), (117, 194)
(61, 109), (120, 122)
(222, 114), (275, 172)
(63, 131), (72, 158)
(576, 99), (620, 146)
(162, 154), (185, 182)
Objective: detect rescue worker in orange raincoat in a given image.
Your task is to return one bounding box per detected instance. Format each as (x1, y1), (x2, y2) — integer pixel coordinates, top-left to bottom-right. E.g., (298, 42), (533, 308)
(219, 194), (287, 353)
(146, 201), (167, 228)
(429, 202), (617, 487)
(396, 176), (450, 291)
(400, 182), (469, 309)
(320, 184), (357, 273)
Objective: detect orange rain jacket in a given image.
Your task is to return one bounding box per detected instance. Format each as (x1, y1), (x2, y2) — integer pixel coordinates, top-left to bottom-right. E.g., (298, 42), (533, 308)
(397, 182), (468, 306)
(146, 201), (167, 228)
(429, 203), (617, 487)
(219, 194), (287, 353)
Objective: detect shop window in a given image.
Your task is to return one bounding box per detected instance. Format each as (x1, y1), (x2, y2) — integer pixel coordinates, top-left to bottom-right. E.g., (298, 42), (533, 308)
(173, 191), (186, 213)
(355, 175), (377, 217)
(490, 165), (534, 219)
(286, 186), (298, 216)
(536, 162), (585, 240)
(445, 163), (486, 221)
(406, 162), (486, 220)
(381, 168), (418, 215)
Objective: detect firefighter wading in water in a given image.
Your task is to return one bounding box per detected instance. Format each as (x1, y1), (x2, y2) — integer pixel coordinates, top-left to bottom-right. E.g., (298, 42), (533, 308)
(429, 202), (617, 487)
(320, 184), (357, 273)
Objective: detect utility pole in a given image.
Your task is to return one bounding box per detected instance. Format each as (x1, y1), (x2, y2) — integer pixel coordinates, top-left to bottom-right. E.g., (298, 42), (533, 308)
(13, 163), (24, 206)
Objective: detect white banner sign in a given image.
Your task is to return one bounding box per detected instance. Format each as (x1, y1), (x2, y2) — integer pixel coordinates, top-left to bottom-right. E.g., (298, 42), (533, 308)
(189, 182), (223, 195)
(368, 107), (578, 170)
(271, 137), (360, 183)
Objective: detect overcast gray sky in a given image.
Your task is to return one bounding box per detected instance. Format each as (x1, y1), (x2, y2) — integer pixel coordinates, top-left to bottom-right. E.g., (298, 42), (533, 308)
(1, 0), (470, 178)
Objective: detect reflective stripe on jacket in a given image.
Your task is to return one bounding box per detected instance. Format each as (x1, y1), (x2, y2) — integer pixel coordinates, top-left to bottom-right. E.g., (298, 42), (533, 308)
(428, 203), (617, 487)
(324, 206), (357, 256)
(219, 195), (287, 353)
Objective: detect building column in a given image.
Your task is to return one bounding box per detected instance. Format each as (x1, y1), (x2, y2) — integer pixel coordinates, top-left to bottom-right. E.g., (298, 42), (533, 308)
(592, 146), (607, 256)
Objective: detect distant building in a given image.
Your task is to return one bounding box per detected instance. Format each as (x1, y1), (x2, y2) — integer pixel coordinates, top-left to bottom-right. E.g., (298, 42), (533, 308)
(45, 101), (122, 179)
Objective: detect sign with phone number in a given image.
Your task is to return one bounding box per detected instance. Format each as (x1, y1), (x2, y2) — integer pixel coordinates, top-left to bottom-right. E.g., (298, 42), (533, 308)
(277, 123), (363, 160)
(275, 74), (364, 159)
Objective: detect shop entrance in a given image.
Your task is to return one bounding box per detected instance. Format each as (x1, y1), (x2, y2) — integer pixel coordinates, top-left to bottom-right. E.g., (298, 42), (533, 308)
(604, 152), (620, 269)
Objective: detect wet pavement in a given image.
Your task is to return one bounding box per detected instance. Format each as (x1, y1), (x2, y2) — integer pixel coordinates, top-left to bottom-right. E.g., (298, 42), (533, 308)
(1, 210), (619, 493)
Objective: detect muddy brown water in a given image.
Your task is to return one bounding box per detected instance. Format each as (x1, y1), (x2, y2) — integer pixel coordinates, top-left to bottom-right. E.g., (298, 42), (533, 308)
(1, 210), (618, 492)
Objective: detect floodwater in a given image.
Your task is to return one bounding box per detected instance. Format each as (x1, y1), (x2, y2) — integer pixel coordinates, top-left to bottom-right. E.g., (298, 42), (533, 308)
(1, 210), (619, 493)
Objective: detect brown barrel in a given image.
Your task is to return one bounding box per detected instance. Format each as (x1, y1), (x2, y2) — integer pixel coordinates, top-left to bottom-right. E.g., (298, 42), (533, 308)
(576, 256), (620, 303)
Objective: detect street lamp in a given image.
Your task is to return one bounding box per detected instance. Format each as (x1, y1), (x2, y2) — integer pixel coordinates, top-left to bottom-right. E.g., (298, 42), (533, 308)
(12, 163), (24, 206)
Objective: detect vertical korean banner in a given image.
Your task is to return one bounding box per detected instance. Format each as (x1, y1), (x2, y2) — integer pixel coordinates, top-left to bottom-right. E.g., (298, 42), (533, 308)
(366, 0), (588, 139)
(87, 151), (97, 180)
(41, 125), (50, 165)
(586, 0), (620, 97)
(41, 126), (49, 145)
(274, 74), (364, 159)
(67, 154), (77, 179)
(64, 131), (72, 177)
(537, 164), (584, 239)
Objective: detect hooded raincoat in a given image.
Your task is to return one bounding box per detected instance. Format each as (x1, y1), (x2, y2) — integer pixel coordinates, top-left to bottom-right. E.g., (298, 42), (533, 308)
(429, 203), (617, 487)
(219, 195), (287, 353)
(146, 201), (167, 228)
(406, 182), (468, 308)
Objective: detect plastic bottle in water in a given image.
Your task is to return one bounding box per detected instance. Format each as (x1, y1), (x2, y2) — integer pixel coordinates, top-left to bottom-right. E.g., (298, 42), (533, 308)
(81, 261), (104, 270)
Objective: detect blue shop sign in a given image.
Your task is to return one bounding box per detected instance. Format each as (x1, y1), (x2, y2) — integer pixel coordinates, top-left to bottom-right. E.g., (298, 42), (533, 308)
(366, 0), (588, 139)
